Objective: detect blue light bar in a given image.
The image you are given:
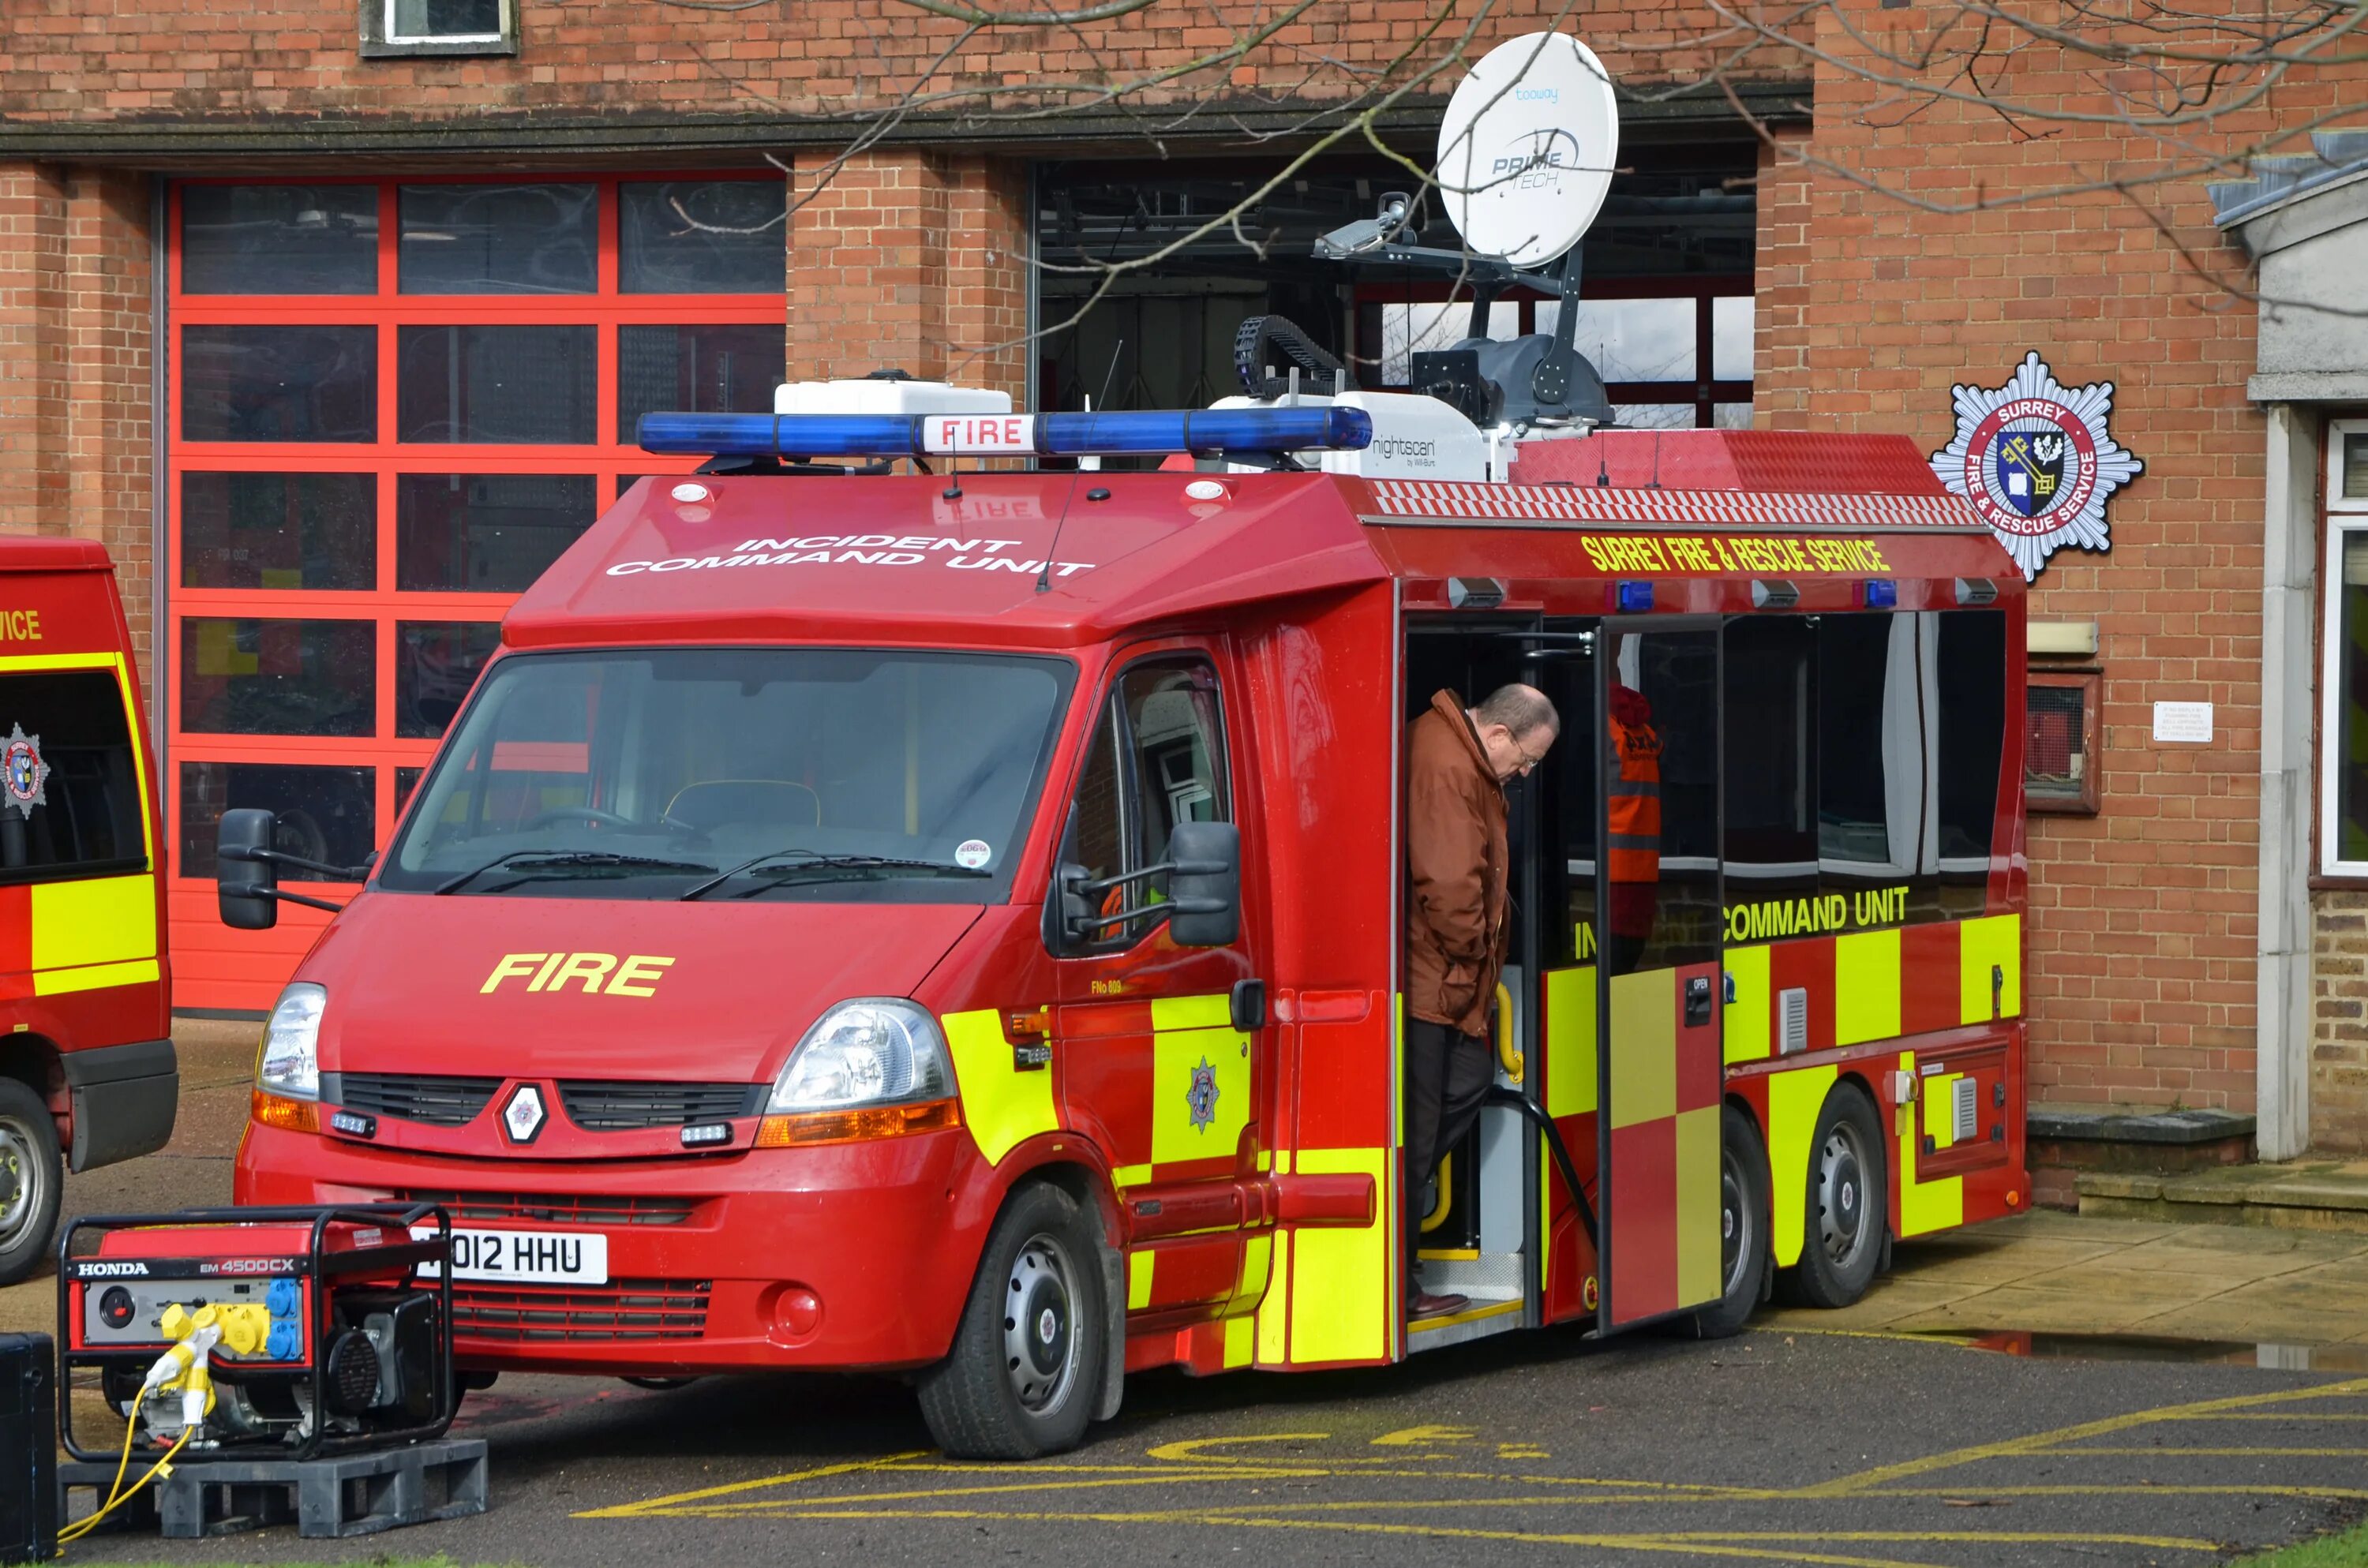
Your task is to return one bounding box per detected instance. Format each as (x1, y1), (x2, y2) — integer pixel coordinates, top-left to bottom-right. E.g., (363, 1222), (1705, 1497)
(1862, 578), (1898, 608)
(1615, 580), (1655, 614)
(636, 406), (1373, 460)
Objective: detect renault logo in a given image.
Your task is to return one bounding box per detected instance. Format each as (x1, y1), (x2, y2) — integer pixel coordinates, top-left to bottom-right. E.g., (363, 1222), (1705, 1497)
(502, 1084), (548, 1145)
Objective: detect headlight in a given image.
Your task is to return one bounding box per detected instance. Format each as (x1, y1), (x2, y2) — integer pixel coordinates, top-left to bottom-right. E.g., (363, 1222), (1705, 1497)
(258, 983), (326, 1101)
(769, 1000), (951, 1113)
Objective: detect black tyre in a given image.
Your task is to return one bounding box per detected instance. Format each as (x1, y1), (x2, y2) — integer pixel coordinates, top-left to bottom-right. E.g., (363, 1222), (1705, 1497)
(1688, 1104), (1770, 1339)
(917, 1181), (1106, 1460)
(1792, 1082), (1887, 1309)
(0, 1077), (62, 1285)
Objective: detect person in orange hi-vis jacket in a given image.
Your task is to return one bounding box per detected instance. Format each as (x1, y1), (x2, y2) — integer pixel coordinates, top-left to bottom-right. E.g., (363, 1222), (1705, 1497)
(1605, 637), (1662, 975)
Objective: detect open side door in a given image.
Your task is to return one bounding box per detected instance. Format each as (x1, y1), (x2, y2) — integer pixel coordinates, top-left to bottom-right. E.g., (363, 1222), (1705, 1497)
(1594, 621), (1726, 1332)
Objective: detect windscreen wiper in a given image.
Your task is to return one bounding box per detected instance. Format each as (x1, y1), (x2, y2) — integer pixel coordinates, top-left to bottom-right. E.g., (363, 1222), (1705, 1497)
(680, 849), (990, 901)
(436, 850), (718, 896)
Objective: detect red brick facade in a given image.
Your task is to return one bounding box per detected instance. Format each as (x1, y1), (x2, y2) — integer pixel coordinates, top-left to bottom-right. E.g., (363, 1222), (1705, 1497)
(2, 0), (2358, 1140)
(0, 163), (152, 651)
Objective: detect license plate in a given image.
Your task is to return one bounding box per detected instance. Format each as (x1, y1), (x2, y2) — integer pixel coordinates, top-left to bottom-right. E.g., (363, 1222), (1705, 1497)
(410, 1226), (609, 1285)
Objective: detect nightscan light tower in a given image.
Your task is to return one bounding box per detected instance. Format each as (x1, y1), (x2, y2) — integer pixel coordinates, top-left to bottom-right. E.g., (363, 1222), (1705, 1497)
(1317, 31), (1623, 430)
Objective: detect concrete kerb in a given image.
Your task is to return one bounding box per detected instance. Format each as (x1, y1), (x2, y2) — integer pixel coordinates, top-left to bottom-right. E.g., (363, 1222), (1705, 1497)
(2079, 1160), (2368, 1233)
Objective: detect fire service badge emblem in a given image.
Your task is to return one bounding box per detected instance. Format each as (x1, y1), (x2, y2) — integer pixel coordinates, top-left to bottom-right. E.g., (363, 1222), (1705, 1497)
(1929, 351), (2143, 579)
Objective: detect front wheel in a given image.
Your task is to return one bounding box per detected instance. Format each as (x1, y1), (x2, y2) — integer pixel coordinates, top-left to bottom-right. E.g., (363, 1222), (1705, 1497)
(917, 1182), (1107, 1459)
(0, 1077), (62, 1285)
(1790, 1083), (1887, 1309)
(1688, 1104), (1770, 1339)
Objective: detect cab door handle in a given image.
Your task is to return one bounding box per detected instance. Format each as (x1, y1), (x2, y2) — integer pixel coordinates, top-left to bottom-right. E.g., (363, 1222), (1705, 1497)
(1230, 979), (1267, 1033)
(1684, 975), (1714, 1028)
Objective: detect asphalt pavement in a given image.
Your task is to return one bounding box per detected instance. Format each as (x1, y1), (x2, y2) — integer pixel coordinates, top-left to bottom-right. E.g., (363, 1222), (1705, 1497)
(62, 1322), (2368, 1568)
(35, 1022), (2368, 1566)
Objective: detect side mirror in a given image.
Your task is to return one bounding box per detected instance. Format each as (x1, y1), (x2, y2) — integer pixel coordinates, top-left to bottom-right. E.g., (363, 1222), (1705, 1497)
(217, 808), (279, 930)
(1165, 821), (1241, 949)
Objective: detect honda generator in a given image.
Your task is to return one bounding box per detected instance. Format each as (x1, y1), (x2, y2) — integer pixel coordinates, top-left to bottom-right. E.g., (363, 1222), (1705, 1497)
(58, 1205), (455, 1464)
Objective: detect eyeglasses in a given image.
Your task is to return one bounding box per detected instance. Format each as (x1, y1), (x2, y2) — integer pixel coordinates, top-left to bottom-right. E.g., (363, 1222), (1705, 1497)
(1512, 739), (1550, 776)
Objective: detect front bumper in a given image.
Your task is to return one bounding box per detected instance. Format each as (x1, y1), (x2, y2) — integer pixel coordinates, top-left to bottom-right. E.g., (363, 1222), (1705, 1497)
(235, 1121), (989, 1375)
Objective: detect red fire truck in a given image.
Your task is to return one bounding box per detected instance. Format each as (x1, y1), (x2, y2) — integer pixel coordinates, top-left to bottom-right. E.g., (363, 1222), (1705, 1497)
(222, 374), (2026, 1458)
(0, 537), (177, 1283)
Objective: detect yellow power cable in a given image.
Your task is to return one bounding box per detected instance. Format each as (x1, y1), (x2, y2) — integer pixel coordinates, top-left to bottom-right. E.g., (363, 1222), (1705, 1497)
(58, 1420), (190, 1547)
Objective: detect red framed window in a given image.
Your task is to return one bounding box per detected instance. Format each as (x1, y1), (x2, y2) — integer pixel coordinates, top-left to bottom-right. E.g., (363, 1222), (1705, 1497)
(1354, 274), (1753, 428)
(166, 174), (786, 1009)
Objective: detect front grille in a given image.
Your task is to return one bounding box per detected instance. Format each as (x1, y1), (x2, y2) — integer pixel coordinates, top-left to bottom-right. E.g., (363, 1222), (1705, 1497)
(557, 1080), (762, 1131)
(453, 1279), (710, 1342)
(394, 1190), (702, 1227)
(335, 1073), (501, 1128)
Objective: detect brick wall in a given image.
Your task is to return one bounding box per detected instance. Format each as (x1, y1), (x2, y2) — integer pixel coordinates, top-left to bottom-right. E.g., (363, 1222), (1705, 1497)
(2312, 893), (2368, 1152)
(0, 161), (152, 657)
(1750, 3), (2352, 1117)
(0, 0), (1754, 123)
(788, 151), (1027, 399)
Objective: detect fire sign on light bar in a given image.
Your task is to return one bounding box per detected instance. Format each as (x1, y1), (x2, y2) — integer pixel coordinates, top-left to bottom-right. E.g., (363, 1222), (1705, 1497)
(636, 407), (1373, 461)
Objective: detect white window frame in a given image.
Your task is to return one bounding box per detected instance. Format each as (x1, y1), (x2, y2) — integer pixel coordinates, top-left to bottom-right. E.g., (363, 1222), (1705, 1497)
(362, 0), (514, 57)
(2317, 418), (2368, 875)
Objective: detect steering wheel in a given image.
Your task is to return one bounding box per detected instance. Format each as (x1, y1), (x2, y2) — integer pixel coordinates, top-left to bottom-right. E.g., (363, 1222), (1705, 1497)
(522, 806), (639, 832)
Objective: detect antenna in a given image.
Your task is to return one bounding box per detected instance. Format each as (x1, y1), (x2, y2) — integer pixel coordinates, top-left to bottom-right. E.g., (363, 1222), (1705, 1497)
(1433, 32), (1620, 271)
(1038, 339), (1124, 594)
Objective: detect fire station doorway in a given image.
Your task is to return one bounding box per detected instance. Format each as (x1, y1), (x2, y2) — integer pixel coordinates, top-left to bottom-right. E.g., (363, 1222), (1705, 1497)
(1402, 614), (1729, 1347)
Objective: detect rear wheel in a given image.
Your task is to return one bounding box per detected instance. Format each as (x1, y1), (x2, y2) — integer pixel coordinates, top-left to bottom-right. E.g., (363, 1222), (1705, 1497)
(0, 1078), (61, 1285)
(917, 1181), (1106, 1459)
(1792, 1083), (1887, 1309)
(1688, 1105), (1770, 1339)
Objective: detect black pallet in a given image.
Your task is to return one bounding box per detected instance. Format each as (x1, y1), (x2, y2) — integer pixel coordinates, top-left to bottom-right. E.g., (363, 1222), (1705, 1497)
(60, 1438), (486, 1540)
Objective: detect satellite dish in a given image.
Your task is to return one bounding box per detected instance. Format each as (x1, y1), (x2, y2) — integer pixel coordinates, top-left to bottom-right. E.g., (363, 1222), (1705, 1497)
(1434, 32), (1620, 271)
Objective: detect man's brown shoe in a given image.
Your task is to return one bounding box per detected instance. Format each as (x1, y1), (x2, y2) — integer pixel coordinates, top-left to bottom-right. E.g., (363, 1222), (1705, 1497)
(1410, 1290), (1469, 1319)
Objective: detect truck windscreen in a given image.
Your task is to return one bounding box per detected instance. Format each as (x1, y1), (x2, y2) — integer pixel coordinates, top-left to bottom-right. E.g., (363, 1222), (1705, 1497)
(379, 648), (1075, 901)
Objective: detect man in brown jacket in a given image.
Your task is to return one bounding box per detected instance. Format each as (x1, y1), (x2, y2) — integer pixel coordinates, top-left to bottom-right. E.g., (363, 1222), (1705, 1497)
(1403, 683), (1559, 1318)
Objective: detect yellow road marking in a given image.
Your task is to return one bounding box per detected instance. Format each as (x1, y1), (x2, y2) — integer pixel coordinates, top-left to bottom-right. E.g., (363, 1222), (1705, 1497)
(571, 1450), (931, 1517)
(1372, 1424), (1474, 1446)
(1760, 1326), (1981, 1349)
(2027, 1458), (2368, 1468)
(2160, 1412), (2368, 1421)
(1143, 1433), (1331, 1463)
(1867, 1484), (2368, 1501)
(1795, 1375), (2368, 1497)
(700, 1506), (2213, 1567)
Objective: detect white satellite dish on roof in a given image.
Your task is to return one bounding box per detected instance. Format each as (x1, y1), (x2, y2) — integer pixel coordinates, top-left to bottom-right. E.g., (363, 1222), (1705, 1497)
(1435, 32), (1620, 271)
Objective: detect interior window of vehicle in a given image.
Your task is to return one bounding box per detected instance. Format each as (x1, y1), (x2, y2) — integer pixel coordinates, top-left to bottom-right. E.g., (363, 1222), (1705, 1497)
(1933, 609), (2007, 872)
(0, 671), (146, 885)
(1059, 656), (1227, 949)
(1723, 616), (1816, 899)
(1818, 612), (1920, 880)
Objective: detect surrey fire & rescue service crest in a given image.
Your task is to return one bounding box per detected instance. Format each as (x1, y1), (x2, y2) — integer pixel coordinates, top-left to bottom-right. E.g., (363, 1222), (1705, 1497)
(2, 723), (47, 820)
(1929, 351), (2143, 580)
(1185, 1057), (1220, 1133)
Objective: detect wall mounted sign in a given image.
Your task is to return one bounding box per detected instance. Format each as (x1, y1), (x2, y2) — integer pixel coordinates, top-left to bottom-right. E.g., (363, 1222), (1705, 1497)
(1928, 351), (2144, 579)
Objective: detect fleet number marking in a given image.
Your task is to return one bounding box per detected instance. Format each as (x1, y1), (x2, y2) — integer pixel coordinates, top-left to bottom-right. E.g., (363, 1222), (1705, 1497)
(481, 952), (675, 997)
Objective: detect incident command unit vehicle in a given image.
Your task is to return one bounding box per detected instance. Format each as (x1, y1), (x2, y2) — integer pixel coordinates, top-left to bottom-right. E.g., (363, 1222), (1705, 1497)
(0, 535), (176, 1282)
(219, 372), (2029, 1458)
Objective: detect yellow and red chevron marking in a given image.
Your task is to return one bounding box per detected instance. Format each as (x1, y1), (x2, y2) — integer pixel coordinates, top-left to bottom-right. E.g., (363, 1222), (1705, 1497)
(1602, 964), (1725, 1327)
(1722, 913), (2022, 1065)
